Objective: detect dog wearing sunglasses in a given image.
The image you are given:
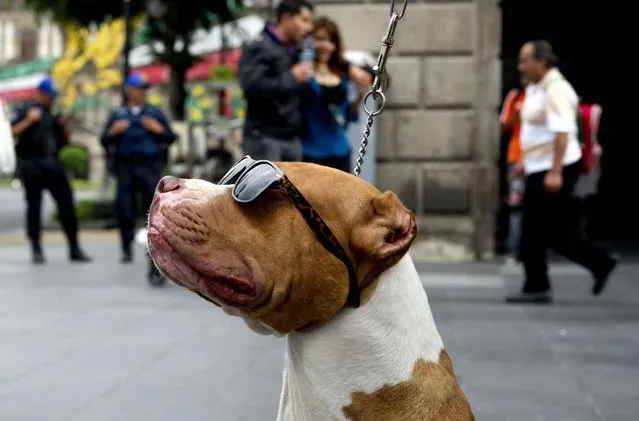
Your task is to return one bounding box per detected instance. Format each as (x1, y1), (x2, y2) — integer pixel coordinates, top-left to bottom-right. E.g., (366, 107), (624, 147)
(146, 157), (474, 421)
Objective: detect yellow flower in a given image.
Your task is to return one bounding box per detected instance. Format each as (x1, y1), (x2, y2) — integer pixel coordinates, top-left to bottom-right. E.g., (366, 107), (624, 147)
(81, 82), (98, 96)
(148, 93), (163, 105)
(191, 85), (205, 97)
(198, 98), (212, 109)
(190, 109), (203, 122)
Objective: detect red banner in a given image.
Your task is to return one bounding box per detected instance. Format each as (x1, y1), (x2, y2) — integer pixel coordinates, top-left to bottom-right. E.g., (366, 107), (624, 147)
(134, 48), (242, 84)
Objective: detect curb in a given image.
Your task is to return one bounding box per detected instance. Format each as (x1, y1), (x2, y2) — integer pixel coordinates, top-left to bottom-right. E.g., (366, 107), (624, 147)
(0, 230), (475, 263)
(0, 229), (120, 246)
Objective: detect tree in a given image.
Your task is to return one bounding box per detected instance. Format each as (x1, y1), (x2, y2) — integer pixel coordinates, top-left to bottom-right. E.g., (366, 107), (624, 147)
(23, 0), (248, 120)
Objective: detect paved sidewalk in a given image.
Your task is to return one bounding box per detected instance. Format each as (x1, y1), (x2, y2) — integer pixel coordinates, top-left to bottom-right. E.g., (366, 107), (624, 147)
(0, 241), (637, 420)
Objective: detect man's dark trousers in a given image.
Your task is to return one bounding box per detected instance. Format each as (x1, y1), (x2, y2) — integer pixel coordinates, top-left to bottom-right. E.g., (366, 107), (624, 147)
(520, 161), (614, 292)
(21, 158), (79, 247)
(113, 158), (162, 251)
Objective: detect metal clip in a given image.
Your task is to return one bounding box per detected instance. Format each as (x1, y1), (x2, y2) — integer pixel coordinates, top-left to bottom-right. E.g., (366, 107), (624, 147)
(371, 13), (399, 92)
(389, 0), (408, 19)
(353, 0), (408, 177)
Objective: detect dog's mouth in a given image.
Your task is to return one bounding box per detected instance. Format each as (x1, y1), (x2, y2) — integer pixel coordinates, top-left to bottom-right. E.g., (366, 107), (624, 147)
(147, 226), (259, 308)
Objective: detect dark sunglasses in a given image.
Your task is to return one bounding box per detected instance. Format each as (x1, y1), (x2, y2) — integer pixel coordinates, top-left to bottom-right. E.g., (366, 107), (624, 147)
(218, 156), (361, 308)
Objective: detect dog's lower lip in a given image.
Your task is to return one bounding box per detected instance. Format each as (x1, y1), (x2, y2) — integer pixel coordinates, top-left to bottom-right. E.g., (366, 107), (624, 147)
(148, 224), (258, 307)
(204, 275), (257, 306)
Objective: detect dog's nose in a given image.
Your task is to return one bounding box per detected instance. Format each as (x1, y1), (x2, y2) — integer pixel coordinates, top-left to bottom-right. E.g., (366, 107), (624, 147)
(156, 176), (181, 194)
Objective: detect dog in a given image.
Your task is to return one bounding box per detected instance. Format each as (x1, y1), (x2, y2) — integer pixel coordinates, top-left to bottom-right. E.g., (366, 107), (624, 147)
(146, 159), (475, 420)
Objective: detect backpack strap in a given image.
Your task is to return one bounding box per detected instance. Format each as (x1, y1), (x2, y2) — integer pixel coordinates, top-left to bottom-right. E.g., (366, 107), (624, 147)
(575, 104), (584, 146)
(589, 104), (602, 145)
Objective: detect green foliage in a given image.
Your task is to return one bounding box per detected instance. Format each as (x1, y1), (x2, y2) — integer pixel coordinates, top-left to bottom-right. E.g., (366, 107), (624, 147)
(58, 144), (89, 179)
(51, 198), (114, 222)
(50, 194), (147, 222)
(23, 0), (248, 120)
(211, 65), (236, 83)
(24, 0), (248, 68)
(22, 0), (146, 26)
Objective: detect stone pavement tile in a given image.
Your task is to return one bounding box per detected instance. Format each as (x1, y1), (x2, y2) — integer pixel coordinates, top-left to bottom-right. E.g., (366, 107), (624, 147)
(66, 336), (283, 421)
(454, 360), (585, 396)
(571, 363), (639, 399)
(588, 395), (639, 420)
(466, 388), (603, 421)
(2, 242), (639, 420)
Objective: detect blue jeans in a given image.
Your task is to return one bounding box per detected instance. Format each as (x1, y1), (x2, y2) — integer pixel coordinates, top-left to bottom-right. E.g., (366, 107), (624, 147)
(507, 163), (524, 256)
(508, 209), (523, 256)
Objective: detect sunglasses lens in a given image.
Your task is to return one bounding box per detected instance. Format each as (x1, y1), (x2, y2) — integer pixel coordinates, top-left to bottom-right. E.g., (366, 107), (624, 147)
(218, 156), (251, 185)
(233, 162), (282, 203)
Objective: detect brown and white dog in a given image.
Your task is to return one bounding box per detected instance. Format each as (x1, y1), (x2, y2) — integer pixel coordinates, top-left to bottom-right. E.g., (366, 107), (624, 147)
(145, 162), (475, 421)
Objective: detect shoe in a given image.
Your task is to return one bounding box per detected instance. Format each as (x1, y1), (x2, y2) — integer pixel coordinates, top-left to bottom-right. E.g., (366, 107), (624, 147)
(505, 290), (553, 304)
(31, 243), (45, 264)
(592, 256), (618, 296)
(121, 248), (133, 264)
(32, 250), (45, 265)
(148, 270), (167, 287)
(147, 258), (166, 287)
(69, 247), (92, 263)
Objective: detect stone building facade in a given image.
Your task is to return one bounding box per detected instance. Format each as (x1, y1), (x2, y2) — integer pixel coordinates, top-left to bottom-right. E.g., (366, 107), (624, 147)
(0, 4), (63, 65)
(305, 0), (502, 259)
(1, 0), (503, 259)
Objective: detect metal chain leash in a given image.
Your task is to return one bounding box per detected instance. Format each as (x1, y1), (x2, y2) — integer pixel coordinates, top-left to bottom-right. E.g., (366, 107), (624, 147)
(353, 0), (408, 176)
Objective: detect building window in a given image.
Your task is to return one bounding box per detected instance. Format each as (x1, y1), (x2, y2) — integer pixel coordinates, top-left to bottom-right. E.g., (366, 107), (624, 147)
(20, 28), (37, 61)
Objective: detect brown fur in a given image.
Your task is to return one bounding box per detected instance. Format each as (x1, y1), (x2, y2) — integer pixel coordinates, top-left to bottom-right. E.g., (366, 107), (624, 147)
(343, 349), (475, 421)
(149, 162), (416, 334)
(149, 162), (474, 419)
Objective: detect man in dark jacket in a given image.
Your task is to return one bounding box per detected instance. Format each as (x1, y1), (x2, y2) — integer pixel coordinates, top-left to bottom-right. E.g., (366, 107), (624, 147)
(238, 0), (314, 161)
(101, 73), (175, 285)
(11, 76), (92, 264)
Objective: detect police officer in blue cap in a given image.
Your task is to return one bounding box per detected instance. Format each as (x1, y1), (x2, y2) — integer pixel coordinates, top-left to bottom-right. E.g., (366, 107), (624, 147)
(11, 76), (92, 264)
(101, 73), (175, 285)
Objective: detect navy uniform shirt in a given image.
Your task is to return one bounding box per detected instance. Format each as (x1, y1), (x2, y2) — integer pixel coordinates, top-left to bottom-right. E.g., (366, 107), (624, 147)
(100, 104), (175, 159)
(11, 103), (66, 160)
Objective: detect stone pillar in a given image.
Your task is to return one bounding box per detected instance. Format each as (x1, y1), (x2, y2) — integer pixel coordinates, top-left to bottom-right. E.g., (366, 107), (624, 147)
(315, 0), (501, 260)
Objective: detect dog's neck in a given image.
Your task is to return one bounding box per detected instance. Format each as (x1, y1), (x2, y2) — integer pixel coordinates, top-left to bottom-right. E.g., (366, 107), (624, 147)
(277, 254), (444, 421)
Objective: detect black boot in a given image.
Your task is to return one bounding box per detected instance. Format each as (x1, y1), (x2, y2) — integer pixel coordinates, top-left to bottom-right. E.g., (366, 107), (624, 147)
(31, 242), (45, 265)
(121, 244), (133, 264)
(147, 258), (166, 287)
(592, 256), (619, 296)
(69, 245), (92, 263)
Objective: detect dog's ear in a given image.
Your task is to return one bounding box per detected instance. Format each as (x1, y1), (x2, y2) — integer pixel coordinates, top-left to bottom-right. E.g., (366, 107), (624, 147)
(351, 191), (417, 262)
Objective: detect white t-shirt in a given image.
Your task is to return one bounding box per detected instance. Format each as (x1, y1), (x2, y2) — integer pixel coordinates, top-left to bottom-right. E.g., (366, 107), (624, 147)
(520, 68), (582, 175)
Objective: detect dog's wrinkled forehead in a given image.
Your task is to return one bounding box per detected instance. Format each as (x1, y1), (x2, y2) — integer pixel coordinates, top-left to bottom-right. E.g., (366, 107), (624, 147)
(277, 162), (382, 214)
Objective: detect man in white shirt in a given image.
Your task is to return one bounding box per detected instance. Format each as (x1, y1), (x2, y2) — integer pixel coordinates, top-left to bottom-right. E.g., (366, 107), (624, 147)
(506, 40), (617, 304)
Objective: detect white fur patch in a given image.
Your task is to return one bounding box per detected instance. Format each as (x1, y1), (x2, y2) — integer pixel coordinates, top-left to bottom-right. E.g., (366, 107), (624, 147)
(140, 179), (230, 248)
(278, 254), (444, 420)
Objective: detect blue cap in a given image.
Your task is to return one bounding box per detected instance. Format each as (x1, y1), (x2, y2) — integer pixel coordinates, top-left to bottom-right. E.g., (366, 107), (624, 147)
(37, 76), (58, 98)
(125, 73), (150, 89)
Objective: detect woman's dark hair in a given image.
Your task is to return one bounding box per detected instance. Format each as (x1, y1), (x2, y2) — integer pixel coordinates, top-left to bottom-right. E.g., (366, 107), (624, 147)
(313, 16), (348, 77)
